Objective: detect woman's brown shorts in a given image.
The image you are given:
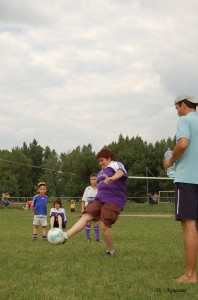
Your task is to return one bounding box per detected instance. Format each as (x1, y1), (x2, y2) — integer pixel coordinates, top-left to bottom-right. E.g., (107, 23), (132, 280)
(83, 199), (122, 228)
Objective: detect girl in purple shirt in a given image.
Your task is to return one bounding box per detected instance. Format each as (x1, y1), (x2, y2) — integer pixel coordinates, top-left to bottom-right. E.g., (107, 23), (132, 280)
(50, 198), (67, 229)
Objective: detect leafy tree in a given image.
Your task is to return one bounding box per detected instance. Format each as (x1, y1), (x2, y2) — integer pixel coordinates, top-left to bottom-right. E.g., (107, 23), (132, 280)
(60, 144), (99, 197)
(42, 147), (62, 196)
(0, 135), (177, 199)
(21, 139), (43, 192)
(0, 148), (32, 196)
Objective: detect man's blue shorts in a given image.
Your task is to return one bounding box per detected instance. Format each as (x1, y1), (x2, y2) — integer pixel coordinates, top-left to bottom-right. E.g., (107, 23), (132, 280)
(175, 182), (198, 221)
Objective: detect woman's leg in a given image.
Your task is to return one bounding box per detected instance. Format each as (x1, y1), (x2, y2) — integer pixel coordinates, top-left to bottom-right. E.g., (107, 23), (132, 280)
(66, 213), (93, 238)
(101, 222), (113, 251)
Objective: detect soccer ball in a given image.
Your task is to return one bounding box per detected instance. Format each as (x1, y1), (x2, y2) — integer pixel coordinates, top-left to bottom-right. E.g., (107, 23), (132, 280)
(47, 228), (65, 245)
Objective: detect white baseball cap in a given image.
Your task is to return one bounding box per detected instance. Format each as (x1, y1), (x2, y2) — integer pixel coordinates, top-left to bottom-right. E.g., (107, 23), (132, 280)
(174, 93), (198, 104)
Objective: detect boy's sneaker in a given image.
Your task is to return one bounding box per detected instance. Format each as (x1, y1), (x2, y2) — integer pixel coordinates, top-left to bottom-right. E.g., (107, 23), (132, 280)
(105, 250), (115, 256)
(96, 239), (103, 242)
(86, 238), (91, 242)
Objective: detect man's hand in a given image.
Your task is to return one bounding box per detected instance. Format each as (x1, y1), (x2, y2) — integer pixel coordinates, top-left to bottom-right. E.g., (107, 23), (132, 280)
(164, 159), (172, 170)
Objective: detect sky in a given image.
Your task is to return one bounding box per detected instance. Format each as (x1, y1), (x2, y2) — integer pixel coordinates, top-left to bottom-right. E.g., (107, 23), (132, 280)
(0, 0), (198, 154)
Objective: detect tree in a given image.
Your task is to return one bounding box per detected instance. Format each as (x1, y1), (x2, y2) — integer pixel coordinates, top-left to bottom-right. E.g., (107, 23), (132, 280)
(21, 139), (43, 193)
(60, 144), (99, 197)
(0, 148), (32, 196)
(42, 147), (62, 196)
(0, 134), (177, 199)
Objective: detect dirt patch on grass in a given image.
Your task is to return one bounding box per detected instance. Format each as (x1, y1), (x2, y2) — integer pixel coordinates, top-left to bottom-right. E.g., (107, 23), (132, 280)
(120, 214), (174, 218)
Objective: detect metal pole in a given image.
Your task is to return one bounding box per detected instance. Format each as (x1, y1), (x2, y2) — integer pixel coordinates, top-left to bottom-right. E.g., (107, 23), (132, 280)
(128, 176), (174, 180)
(146, 167), (149, 203)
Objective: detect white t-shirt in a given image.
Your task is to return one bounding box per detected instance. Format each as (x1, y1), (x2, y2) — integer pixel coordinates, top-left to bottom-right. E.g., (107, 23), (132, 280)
(82, 186), (98, 207)
(49, 207), (67, 222)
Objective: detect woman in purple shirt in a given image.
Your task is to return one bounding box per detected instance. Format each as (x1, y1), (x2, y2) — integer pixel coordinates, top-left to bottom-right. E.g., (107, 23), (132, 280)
(64, 148), (128, 256)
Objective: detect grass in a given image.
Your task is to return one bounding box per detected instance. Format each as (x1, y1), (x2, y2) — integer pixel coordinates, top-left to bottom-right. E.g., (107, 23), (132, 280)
(123, 201), (175, 215)
(0, 202), (197, 299)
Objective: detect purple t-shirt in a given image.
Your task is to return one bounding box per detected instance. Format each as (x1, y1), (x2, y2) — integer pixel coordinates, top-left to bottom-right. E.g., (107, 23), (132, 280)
(96, 161), (128, 209)
(49, 208), (67, 223)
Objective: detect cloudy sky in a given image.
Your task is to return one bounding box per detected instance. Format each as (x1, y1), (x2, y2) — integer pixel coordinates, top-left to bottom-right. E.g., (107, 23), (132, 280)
(0, 0), (198, 154)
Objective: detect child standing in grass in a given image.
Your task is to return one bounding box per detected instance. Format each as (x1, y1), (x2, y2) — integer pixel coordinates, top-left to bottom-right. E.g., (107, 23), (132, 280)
(32, 182), (48, 240)
(50, 198), (67, 230)
(82, 173), (101, 242)
(70, 199), (76, 212)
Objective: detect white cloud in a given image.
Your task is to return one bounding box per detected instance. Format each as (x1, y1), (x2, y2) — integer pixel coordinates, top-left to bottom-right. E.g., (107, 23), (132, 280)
(0, 0), (198, 153)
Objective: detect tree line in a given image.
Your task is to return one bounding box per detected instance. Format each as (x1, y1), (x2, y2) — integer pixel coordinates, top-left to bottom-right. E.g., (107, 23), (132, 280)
(0, 134), (176, 201)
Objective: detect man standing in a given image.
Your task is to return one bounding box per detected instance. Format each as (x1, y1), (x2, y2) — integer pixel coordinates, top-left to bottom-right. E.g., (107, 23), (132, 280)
(164, 93), (198, 283)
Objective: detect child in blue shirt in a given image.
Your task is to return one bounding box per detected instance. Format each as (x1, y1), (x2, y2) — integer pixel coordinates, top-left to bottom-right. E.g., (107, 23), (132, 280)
(32, 182), (48, 240)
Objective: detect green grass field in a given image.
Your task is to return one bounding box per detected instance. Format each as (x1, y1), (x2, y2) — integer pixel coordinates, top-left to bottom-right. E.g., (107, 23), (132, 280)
(0, 202), (197, 299)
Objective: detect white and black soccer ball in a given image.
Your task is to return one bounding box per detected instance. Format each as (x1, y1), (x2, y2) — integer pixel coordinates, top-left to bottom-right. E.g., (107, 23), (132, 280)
(47, 228), (65, 245)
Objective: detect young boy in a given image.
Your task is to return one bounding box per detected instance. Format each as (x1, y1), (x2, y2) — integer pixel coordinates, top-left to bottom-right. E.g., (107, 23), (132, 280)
(50, 198), (67, 230)
(70, 199), (76, 212)
(32, 182), (48, 240)
(82, 173), (101, 242)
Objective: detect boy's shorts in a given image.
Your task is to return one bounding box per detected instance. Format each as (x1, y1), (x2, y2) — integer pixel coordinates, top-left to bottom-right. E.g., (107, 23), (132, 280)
(83, 199), (122, 228)
(33, 215), (47, 226)
(175, 182), (198, 221)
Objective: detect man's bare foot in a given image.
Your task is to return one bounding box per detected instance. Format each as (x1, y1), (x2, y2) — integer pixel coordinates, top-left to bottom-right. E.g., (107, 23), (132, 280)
(176, 274), (197, 283)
